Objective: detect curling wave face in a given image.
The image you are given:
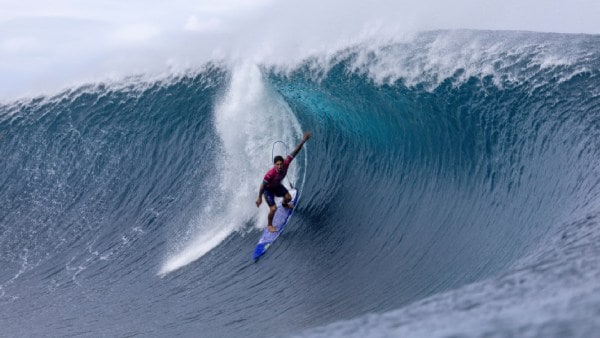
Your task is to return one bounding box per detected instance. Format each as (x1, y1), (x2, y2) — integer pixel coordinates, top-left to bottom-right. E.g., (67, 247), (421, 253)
(0, 30), (599, 337)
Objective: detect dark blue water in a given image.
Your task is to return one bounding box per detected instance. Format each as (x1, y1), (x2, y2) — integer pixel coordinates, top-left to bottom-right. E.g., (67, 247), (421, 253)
(1, 31), (599, 337)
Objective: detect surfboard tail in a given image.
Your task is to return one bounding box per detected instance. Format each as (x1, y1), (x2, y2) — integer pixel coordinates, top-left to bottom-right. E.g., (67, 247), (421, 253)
(253, 243), (270, 261)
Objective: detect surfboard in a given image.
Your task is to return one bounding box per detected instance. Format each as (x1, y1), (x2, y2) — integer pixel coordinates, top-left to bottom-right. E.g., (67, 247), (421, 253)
(253, 188), (298, 261)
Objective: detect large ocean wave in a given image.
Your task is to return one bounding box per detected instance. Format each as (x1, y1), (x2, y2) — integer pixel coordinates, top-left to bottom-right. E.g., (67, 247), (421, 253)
(1, 30), (599, 337)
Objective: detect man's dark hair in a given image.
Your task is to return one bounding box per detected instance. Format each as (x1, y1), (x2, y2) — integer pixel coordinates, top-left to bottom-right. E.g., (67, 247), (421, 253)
(273, 155), (284, 164)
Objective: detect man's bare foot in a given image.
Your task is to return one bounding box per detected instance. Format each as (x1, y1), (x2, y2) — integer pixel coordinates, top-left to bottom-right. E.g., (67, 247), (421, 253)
(283, 202), (294, 209)
(268, 225), (278, 233)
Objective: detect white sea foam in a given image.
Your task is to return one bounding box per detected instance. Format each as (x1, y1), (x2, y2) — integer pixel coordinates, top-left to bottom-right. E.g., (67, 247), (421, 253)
(159, 63), (302, 275)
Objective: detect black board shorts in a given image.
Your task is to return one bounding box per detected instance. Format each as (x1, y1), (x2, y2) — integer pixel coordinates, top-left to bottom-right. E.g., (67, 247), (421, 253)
(264, 185), (289, 206)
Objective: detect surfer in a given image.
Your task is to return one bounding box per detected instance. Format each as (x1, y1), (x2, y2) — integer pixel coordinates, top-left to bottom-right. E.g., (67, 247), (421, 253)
(256, 132), (311, 233)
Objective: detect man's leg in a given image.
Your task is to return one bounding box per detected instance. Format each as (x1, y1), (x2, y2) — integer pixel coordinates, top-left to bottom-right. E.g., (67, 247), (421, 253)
(268, 205), (278, 232)
(282, 192), (293, 209)
(264, 189), (278, 232)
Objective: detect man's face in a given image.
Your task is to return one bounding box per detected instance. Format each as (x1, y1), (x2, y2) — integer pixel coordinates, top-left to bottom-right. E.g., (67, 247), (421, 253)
(275, 160), (284, 172)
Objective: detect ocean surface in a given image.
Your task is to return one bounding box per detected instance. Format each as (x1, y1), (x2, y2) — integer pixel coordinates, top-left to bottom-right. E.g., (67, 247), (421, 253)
(1, 30), (599, 337)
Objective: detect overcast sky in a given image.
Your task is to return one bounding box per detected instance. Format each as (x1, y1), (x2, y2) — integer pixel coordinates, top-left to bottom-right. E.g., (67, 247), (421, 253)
(1, 0), (599, 100)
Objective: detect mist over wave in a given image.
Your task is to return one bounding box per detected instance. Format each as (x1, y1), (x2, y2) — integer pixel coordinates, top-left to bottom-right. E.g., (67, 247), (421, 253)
(0, 30), (599, 337)
(2, 0), (599, 100)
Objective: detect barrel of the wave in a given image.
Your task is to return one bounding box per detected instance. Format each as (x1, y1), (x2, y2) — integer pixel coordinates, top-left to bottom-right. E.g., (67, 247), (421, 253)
(253, 188), (298, 261)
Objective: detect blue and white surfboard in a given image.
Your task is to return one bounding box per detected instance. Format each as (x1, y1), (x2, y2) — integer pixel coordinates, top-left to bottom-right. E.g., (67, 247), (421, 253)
(253, 188), (298, 261)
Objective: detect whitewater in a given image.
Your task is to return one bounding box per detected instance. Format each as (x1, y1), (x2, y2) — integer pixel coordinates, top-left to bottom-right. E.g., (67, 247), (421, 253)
(1, 2), (600, 337)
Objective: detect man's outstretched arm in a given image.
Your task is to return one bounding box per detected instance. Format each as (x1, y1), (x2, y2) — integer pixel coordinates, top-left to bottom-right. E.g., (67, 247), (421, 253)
(291, 132), (312, 158)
